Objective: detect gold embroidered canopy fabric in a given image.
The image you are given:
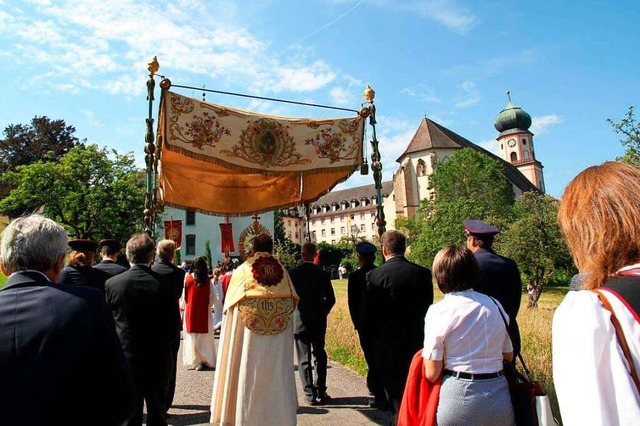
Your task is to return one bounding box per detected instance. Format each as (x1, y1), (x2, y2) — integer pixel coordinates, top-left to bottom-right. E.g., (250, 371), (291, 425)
(157, 90), (365, 215)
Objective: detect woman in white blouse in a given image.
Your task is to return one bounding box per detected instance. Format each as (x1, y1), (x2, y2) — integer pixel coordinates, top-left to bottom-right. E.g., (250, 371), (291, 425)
(554, 161), (640, 424)
(423, 245), (515, 426)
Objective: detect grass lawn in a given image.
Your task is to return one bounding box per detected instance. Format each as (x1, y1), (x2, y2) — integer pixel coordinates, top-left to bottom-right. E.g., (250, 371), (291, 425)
(326, 278), (566, 424)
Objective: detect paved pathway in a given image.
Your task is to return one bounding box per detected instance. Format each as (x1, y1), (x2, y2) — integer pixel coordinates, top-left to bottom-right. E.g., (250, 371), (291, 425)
(164, 337), (391, 425)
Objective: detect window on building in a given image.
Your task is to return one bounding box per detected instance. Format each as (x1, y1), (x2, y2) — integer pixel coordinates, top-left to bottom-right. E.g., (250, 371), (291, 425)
(371, 223), (375, 230)
(360, 212), (365, 219)
(510, 152), (517, 162)
(341, 226), (345, 234)
(331, 240), (336, 244)
(186, 210), (196, 226)
(312, 219), (316, 226)
(186, 234), (196, 255)
(295, 232), (298, 239)
(523, 150), (530, 159)
(416, 159), (426, 176)
(330, 217), (335, 224)
(331, 228), (335, 235)
(321, 229), (326, 237)
(340, 216), (345, 222)
(370, 212), (375, 218)
(350, 214), (355, 220)
(360, 224), (365, 232)
(321, 219), (325, 225)
(522, 139), (527, 145)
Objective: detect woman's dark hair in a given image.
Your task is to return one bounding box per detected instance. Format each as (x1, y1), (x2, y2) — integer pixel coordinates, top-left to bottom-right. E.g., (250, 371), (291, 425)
(193, 256), (209, 287)
(432, 246), (479, 294)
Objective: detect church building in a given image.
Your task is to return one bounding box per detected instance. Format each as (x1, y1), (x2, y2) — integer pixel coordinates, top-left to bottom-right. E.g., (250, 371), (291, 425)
(290, 95), (544, 244)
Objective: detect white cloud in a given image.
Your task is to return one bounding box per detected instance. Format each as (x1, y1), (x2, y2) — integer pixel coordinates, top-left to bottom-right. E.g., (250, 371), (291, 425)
(0, 0), (346, 96)
(476, 138), (499, 156)
(414, 0), (476, 35)
(82, 109), (102, 127)
(454, 80), (479, 108)
(329, 87), (351, 106)
(531, 114), (563, 135)
(401, 86), (439, 103)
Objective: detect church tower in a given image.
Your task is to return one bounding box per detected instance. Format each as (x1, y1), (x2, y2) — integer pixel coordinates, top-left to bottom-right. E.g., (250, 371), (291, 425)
(494, 92), (545, 192)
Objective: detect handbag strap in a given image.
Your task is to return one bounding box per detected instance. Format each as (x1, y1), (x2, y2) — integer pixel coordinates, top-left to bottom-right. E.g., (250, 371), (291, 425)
(592, 289), (640, 394)
(488, 296), (533, 380)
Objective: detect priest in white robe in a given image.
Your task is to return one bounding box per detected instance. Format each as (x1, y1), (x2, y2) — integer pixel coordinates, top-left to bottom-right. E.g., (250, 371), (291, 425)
(210, 234), (299, 426)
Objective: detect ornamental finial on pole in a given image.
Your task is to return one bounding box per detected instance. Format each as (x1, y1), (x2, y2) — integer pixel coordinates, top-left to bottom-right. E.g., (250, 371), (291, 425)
(363, 84), (375, 103)
(148, 56), (160, 76)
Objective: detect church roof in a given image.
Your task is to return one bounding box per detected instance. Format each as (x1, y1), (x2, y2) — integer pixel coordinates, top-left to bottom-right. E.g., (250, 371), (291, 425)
(311, 181), (394, 207)
(398, 117), (538, 193)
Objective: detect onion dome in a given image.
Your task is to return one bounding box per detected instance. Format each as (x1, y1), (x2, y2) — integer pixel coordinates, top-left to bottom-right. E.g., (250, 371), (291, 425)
(494, 91), (532, 132)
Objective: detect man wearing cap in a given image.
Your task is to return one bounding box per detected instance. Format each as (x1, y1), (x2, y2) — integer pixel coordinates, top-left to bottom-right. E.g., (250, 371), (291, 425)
(464, 218), (523, 357)
(363, 230), (433, 424)
(58, 238), (110, 292)
(105, 233), (178, 426)
(95, 239), (128, 277)
(0, 214), (134, 425)
(348, 241), (386, 410)
(210, 234), (299, 425)
(151, 239), (185, 413)
(289, 242), (336, 405)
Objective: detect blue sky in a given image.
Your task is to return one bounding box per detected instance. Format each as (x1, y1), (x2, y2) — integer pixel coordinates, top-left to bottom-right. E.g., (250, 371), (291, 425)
(0, 0), (638, 199)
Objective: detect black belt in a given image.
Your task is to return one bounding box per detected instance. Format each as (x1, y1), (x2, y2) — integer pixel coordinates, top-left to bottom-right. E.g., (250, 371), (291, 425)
(443, 369), (503, 380)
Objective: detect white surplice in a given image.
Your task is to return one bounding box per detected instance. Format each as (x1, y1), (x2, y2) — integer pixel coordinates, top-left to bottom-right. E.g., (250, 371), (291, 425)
(553, 289), (640, 425)
(209, 306), (298, 426)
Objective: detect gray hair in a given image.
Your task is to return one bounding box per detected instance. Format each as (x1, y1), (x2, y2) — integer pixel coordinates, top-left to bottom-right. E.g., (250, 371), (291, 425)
(0, 215), (68, 273)
(156, 239), (176, 262)
(126, 233), (156, 265)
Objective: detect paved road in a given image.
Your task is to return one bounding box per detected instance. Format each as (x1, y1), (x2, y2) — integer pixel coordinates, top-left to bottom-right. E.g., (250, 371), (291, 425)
(164, 337), (391, 425)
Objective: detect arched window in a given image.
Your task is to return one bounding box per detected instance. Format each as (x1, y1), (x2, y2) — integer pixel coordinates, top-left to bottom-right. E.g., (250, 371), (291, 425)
(522, 138), (527, 145)
(510, 152), (518, 162)
(523, 150), (530, 159)
(416, 159), (426, 176)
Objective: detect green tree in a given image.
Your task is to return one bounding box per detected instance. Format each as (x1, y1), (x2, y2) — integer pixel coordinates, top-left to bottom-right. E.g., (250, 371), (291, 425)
(273, 209), (286, 244)
(499, 192), (572, 308)
(204, 240), (212, 268)
(0, 144), (146, 242)
(608, 106), (640, 167)
(403, 148), (516, 267)
(274, 239), (301, 268)
(0, 117), (80, 174)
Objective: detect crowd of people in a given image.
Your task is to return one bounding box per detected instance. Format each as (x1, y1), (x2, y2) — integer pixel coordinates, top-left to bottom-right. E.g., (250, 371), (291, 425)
(0, 160), (639, 425)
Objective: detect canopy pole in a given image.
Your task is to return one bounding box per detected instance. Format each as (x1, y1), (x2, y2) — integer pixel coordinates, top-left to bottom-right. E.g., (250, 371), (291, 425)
(144, 56), (159, 237)
(361, 85), (386, 244)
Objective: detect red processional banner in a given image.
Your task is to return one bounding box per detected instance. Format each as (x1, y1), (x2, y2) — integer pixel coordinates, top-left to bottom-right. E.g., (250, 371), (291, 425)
(164, 220), (183, 249)
(219, 223), (235, 253)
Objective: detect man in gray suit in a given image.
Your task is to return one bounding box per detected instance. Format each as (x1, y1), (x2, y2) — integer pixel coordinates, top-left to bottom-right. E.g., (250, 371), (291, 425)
(288, 242), (336, 405)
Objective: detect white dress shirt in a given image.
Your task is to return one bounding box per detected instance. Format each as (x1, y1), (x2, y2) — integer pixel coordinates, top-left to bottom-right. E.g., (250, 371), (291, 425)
(422, 289), (512, 374)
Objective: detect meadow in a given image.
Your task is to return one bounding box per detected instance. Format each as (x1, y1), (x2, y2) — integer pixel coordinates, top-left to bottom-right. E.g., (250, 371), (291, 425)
(325, 279), (566, 424)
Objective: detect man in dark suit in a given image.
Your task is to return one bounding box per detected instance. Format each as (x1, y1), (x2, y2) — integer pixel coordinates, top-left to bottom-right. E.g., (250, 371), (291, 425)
(0, 214), (134, 425)
(95, 238), (128, 277)
(151, 239), (185, 413)
(348, 241), (386, 410)
(288, 242), (336, 405)
(105, 233), (177, 426)
(364, 230), (433, 425)
(465, 218), (523, 357)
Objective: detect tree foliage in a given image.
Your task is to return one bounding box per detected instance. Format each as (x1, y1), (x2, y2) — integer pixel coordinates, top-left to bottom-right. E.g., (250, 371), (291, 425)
(0, 116), (80, 174)
(608, 106), (640, 167)
(0, 144), (146, 242)
(404, 148), (515, 267)
(274, 239), (302, 269)
(498, 192), (573, 308)
(273, 209), (286, 244)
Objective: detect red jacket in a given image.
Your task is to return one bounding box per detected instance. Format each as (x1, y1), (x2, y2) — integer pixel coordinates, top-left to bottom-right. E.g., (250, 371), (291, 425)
(398, 349), (441, 426)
